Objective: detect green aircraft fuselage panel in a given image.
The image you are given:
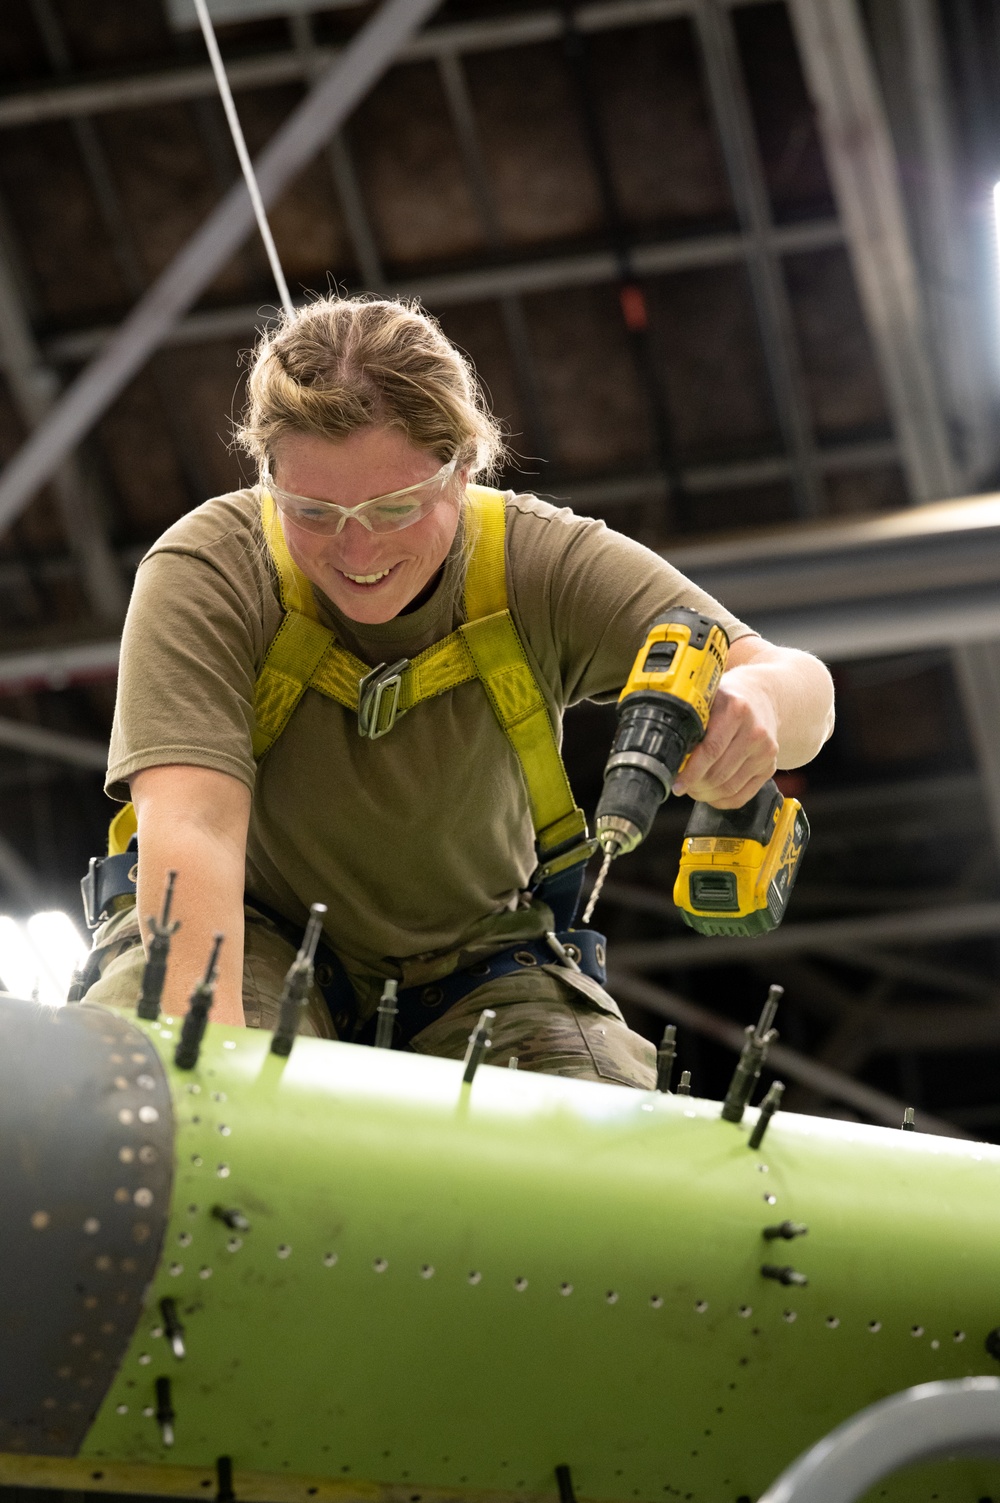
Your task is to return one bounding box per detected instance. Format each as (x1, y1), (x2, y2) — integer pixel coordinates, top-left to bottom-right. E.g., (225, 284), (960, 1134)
(3, 999), (1000, 1503)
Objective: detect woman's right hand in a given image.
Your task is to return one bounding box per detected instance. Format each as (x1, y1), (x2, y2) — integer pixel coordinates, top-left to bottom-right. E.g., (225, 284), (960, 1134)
(130, 764), (251, 1025)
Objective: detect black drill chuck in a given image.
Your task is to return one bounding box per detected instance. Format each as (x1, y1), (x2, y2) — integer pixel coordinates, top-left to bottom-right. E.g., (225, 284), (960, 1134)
(596, 696), (702, 855)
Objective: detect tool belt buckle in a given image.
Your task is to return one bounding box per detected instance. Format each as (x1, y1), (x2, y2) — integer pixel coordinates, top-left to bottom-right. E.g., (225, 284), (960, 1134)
(81, 856), (101, 930)
(357, 658), (409, 739)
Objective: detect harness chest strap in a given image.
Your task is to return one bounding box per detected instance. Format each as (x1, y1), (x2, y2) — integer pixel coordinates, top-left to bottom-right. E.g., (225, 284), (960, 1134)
(253, 486), (593, 868)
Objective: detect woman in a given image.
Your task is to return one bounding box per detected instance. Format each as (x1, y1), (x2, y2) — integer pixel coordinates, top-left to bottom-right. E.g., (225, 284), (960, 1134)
(84, 296), (834, 1088)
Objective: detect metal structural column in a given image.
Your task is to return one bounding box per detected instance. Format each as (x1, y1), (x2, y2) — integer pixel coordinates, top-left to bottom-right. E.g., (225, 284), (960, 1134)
(692, 0), (823, 518)
(896, 0), (992, 486)
(0, 0), (446, 538)
(786, 0), (957, 505)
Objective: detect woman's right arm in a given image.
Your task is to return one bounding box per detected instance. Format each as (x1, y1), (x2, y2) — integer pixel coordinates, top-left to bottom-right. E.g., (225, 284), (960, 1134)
(131, 764), (251, 1026)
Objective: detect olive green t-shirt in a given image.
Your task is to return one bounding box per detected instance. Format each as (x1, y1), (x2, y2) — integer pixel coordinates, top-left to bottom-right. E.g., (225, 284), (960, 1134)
(107, 489), (754, 974)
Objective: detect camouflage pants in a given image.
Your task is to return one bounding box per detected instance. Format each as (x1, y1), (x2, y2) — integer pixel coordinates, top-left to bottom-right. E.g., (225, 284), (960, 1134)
(83, 904), (655, 1089)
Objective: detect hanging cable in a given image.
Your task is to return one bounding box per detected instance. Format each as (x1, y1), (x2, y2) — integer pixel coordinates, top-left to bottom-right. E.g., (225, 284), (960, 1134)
(192, 0), (295, 316)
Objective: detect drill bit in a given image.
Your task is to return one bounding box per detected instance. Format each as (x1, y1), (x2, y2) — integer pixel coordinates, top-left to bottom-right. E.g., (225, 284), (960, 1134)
(581, 845), (615, 926)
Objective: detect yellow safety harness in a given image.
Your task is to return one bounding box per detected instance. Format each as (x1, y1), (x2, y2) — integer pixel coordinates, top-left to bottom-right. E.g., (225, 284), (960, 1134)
(108, 487), (595, 890)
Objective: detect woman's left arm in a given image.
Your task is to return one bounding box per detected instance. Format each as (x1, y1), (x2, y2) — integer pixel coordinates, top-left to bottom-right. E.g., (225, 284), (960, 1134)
(672, 636), (835, 810)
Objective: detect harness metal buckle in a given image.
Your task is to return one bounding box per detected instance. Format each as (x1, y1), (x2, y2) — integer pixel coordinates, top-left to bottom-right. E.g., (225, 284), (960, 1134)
(357, 658), (410, 739)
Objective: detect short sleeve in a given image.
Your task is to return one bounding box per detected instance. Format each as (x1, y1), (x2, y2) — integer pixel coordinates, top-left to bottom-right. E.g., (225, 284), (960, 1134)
(506, 497), (757, 707)
(105, 548), (266, 802)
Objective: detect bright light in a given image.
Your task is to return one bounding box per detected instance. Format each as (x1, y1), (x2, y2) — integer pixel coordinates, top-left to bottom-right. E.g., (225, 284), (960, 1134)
(0, 911), (88, 1006)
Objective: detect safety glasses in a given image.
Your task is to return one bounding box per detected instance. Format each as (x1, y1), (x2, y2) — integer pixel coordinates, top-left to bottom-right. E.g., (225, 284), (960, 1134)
(261, 456), (459, 535)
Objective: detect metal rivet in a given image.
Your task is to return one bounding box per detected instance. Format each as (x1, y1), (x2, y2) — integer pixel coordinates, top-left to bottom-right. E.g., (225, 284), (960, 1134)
(912, 1325), (924, 1337)
(136, 1075), (156, 1090)
(738, 1306), (752, 1318)
(199, 1267), (213, 1279)
(216, 1165), (230, 1178)
(114, 1189), (130, 1204)
(150, 1327), (163, 1338)
(218, 1125), (231, 1137)
(372, 1257), (387, 1272)
(83, 1218), (100, 1235)
(191, 1155), (203, 1167)
(116, 1405), (128, 1415)
(277, 1245), (292, 1259)
(31, 1210), (50, 1230)
(118, 1109), (134, 1125)
(783, 1310), (797, 1323)
(764, 1194), (777, 1204)
(560, 1283), (573, 1296)
(131, 1054), (146, 1064)
(955, 1330), (966, 1343)
(468, 1271), (482, 1284)
(139, 1146), (157, 1164)
(869, 1320), (881, 1333)
(322, 1252), (337, 1267)
(118, 1148), (135, 1164)
(178, 1233), (192, 1248)
(606, 1291), (619, 1304)
(826, 1316), (840, 1328)
(212, 1092), (226, 1103)
(650, 1295), (663, 1309)
(514, 1277), (528, 1292)
(137, 1106), (158, 1124)
(227, 1237), (242, 1253)
(114, 1077), (129, 1090)
(931, 1338), (940, 1349)
(134, 1189), (154, 1208)
(138, 1354), (151, 1366)
(95, 1256), (111, 1271)
(695, 1300), (708, 1313)
(420, 1265), (434, 1279)
(169, 1263), (183, 1277)
(223, 1041), (236, 1049)
(188, 1084), (201, 1095)
(143, 1407), (154, 1418)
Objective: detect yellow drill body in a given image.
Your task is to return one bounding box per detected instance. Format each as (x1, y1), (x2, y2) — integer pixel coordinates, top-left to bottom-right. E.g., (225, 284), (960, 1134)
(591, 608), (808, 935)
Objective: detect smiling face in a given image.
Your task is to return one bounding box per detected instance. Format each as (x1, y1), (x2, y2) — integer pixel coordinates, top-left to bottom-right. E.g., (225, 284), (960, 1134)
(270, 427), (465, 624)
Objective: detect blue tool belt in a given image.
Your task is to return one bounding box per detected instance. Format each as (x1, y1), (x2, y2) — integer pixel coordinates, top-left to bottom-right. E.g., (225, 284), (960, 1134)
(352, 928), (608, 1050)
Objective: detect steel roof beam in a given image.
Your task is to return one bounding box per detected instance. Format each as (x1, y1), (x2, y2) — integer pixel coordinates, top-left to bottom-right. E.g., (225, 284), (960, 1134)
(43, 218), (845, 364)
(785, 0), (956, 505)
(692, 0), (822, 517)
(612, 899), (1000, 971)
(0, 717), (108, 770)
(0, 0), (774, 129)
(0, 0), (445, 541)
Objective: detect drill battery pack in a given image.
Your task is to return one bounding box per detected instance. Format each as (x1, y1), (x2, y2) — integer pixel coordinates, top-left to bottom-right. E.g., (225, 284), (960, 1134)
(673, 781), (810, 937)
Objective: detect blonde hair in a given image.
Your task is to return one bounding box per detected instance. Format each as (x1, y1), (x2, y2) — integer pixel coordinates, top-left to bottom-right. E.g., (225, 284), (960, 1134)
(236, 295), (505, 478)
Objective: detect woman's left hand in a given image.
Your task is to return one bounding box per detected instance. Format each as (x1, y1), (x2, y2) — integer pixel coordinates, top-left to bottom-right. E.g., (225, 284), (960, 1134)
(671, 669), (780, 810)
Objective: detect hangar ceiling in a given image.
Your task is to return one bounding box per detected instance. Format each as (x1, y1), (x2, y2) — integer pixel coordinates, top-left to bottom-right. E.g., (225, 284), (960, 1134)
(1, 0), (1000, 1137)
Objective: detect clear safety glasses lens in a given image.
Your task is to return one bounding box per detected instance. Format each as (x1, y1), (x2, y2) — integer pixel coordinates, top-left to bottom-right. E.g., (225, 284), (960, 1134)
(262, 458), (458, 535)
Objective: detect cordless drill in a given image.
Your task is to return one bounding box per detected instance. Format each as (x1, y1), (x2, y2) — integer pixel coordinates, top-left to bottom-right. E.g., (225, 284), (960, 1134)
(583, 608), (809, 937)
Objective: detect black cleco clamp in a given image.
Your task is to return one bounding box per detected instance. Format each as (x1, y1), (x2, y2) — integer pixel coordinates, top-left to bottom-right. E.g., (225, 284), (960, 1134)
(555, 1465), (578, 1503)
(462, 1008), (496, 1085)
(655, 1024), (677, 1093)
(212, 1205), (250, 1232)
(763, 1221), (808, 1242)
(155, 1375), (175, 1447)
(159, 1296), (185, 1359)
(985, 1328), (1000, 1363)
(761, 1263), (808, 1288)
(216, 1455), (236, 1503)
(174, 934), (223, 1070)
